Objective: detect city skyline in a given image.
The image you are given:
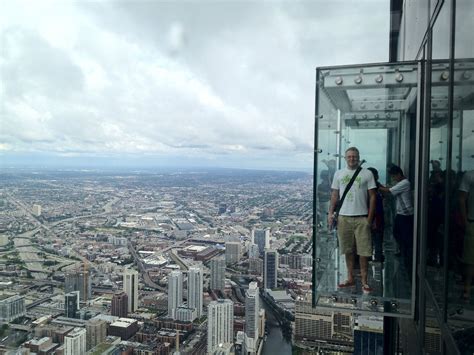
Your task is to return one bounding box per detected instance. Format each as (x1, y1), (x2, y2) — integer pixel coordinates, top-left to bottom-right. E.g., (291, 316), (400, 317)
(1, 0), (389, 171)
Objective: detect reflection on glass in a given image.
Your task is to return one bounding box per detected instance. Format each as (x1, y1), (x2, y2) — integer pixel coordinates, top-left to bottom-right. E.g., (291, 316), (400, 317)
(404, 0), (429, 60)
(432, 0), (450, 60)
(313, 63), (418, 316)
(455, 0), (474, 59)
(448, 57), (474, 353)
(426, 77), (447, 304)
(426, 0), (450, 310)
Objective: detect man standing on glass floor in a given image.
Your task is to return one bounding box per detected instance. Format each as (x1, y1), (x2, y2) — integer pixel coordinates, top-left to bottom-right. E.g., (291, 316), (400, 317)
(328, 147), (377, 294)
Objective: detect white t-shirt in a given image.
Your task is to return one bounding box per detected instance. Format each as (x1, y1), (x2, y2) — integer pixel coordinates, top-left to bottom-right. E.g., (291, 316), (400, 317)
(331, 168), (376, 216)
(389, 178), (414, 215)
(459, 171), (474, 220)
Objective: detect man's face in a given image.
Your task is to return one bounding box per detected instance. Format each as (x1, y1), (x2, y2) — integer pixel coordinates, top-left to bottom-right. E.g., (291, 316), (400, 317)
(345, 150), (360, 169)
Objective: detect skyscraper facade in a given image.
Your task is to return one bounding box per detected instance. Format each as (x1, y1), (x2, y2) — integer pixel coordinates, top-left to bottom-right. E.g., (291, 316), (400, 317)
(64, 327), (86, 355)
(207, 299), (234, 354)
(225, 242), (241, 265)
(64, 291), (79, 319)
(187, 266), (203, 318)
(65, 269), (91, 301)
(122, 268), (139, 313)
(248, 243), (259, 259)
(86, 318), (107, 350)
(244, 282), (260, 354)
(252, 229), (269, 256)
(168, 270), (183, 319)
(210, 258), (225, 292)
(111, 291), (128, 317)
(294, 296), (354, 353)
(248, 257), (263, 276)
(264, 249), (278, 290)
(0, 295), (26, 322)
(32, 204), (41, 216)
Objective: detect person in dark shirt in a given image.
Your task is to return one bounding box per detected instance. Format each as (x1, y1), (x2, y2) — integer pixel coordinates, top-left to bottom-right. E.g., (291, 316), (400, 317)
(368, 167), (385, 262)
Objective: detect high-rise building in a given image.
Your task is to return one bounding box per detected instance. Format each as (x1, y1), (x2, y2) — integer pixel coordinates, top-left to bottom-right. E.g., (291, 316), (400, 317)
(175, 305), (197, 322)
(65, 269), (91, 301)
(248, 258), (263, 275)
(187, 267), (203, 318)
(123, 268), (139, 313)
(294, 296), (354, 353)
(65, 291), (79, 319)
(264, 249), (278, 290)
(168, 270), (183, 319)
(64, 327), (86, 355)
(301, 254), (312, 268)
(225, 242), (241, 265)
(288, 254), (303, 270)
(111, 291), (129, 317)
(353, 316), (384, 355)
(252, 229), (270, 256)
(86, 318), (107, 350)
(210, 258), (225, 292)
(32, 204), (41, 217)
(0, 295), (26, 322)
(207, 299), (234, 354)
(218, 203), (227, 215)
(248, 244), (260, 259)
(244, 282), (260, 354)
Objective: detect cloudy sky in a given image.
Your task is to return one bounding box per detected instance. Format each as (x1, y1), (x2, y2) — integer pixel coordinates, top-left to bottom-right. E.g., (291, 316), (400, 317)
(1, 0), (389, 171)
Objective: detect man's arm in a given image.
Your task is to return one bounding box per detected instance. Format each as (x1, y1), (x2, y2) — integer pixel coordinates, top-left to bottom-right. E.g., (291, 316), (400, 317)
(327, 189), (339, 228)
(378, 185), (391, 194)
(367, 188), (376, 224)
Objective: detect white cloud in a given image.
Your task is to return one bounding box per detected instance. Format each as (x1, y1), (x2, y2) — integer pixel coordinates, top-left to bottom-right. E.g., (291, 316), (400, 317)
(0, 0), (389, 169)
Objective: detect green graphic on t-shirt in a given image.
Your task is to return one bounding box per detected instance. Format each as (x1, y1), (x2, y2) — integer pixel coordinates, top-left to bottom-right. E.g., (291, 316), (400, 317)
(340, 174), (362, 202)
(341, 174), (362, 187)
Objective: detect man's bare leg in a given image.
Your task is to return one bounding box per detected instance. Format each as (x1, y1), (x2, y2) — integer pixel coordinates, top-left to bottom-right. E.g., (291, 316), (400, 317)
(360, 256), (369, 285)
(345, 252), (355, 283)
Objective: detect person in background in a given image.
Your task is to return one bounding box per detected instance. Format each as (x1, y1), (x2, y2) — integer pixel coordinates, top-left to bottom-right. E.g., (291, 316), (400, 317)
(368, 167), (385, 262)
(428, 160), (445, 266)
(379, 165), (414, 275)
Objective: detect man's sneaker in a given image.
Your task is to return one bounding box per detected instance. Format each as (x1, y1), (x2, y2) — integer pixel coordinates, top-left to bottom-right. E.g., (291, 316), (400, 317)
(362, 284), (373, 294)
(338, 280), (355, 288)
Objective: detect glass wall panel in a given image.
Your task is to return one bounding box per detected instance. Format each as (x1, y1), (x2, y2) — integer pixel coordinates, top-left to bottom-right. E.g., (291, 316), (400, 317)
(313, 62), (418, 316)
(425, 0), (450, 311)
(431, 0), (450, 60)
(447, 2), (474, 353)
(454, 0), (474, 59)
(314, 70), (340, 301)
(404, 0), (429, 60)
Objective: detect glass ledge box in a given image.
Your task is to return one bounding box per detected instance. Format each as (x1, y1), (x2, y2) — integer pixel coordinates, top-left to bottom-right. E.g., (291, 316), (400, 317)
(312, 60), (474, 317)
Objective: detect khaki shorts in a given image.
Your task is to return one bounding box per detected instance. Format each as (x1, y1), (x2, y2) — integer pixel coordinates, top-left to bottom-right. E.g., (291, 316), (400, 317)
(337, 215), (372, 256)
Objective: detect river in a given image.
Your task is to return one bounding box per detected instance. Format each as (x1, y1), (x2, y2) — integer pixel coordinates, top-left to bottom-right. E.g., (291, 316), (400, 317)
(260, 295), (292, 355)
